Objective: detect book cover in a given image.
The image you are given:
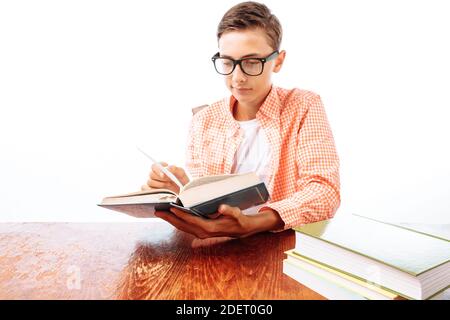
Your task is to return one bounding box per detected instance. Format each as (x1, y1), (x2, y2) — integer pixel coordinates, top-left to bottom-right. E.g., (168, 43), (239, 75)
(294, 214), (450, 276)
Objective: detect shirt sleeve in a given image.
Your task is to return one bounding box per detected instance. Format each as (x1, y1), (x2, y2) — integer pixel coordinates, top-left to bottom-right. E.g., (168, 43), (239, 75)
(259, 94), (341, 230)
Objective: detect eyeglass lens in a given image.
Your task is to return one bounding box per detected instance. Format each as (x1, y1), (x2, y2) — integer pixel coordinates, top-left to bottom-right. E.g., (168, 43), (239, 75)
(215, 58), (263, 76)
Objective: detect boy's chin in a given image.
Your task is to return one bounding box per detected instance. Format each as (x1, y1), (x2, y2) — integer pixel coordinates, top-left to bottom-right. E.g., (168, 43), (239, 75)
(233, 95), (255, 104)
(231, 89), (254, 100)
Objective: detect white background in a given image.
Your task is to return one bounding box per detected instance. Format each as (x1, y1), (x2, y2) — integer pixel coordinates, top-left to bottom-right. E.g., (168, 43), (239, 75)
(0, 0), (449, 223)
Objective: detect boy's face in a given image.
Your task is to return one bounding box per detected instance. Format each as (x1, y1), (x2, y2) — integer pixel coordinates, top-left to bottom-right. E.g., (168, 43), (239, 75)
(218, 28), (285, 107)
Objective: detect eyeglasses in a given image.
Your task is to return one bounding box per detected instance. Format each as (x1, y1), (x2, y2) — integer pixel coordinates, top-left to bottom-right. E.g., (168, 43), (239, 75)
(211, 50), (279, 76)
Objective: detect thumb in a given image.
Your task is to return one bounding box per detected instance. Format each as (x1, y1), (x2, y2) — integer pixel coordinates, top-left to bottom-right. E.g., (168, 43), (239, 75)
(218, 204), (240, 219)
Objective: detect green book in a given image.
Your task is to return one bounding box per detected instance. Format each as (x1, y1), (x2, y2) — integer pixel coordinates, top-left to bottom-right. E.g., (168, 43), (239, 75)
(293, 214), (450, 300)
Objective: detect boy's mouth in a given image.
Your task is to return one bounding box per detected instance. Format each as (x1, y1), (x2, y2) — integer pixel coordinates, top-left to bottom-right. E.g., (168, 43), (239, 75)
(233, 87), (252, 93)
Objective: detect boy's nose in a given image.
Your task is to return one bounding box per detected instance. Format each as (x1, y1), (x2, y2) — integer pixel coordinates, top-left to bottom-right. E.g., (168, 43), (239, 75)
(231, 64), (247, 82)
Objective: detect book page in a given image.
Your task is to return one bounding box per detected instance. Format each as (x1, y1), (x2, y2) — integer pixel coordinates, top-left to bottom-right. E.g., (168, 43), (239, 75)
(179, 172), (261, 207)
(100, 193), (177, 206)
(104, 188), (177, 199)
(182, 173), (241, 191)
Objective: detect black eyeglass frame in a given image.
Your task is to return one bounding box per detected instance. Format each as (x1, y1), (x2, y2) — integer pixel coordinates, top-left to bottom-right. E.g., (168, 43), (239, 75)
(211, 50), (280, 76)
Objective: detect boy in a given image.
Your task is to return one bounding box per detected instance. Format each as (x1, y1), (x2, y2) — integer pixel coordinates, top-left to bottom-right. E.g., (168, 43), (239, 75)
(142, 1), (340, 239)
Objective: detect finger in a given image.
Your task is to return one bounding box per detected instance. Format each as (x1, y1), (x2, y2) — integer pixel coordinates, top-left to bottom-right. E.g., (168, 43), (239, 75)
(147, 178), (170, 189)
(169, 207), (207, 225)
(151, 162), (169, 179)
(208, 212), (222, 219)
(170, 207), (215, 234)
(155, 211), (192, 233)
(141, 184), (151, 191)
(150, 170), (170, 182)
(218, 204), (241, 219)
(155, 211), (204, 236)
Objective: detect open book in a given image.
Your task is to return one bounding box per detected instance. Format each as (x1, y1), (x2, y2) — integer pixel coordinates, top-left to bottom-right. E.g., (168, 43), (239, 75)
(98, 172), (270, 218)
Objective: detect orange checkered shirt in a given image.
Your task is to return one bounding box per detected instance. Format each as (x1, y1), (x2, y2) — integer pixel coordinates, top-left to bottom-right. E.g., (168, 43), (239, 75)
(185, 86), (340, 230)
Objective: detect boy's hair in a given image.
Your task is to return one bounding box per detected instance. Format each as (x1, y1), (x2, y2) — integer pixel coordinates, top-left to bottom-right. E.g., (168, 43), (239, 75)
(217, 1), (282, 51)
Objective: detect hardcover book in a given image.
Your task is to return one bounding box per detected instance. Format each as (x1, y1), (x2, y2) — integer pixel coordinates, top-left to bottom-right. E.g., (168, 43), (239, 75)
(98, 172), (270, 218)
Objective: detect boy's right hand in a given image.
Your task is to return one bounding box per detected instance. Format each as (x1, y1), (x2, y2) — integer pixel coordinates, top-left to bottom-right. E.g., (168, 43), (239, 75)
(141, 162), (190, 194)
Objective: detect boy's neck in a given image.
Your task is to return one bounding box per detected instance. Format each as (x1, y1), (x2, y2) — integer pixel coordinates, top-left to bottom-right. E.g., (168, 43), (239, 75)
(233, 101), (259, 121)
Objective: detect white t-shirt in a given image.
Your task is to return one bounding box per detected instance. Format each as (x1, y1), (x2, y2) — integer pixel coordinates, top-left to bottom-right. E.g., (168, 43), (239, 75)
(231, 118), (272, 215)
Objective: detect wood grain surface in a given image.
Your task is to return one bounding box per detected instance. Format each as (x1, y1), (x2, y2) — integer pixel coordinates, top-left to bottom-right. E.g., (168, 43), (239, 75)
(0, 221), (324, 300)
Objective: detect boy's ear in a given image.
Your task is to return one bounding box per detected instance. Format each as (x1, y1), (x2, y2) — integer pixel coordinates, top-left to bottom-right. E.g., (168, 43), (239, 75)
(273, 50), (286, 73)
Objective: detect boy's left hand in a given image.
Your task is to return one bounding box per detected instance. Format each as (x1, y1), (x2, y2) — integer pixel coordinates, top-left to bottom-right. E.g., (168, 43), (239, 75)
(154, 204), (255, 239)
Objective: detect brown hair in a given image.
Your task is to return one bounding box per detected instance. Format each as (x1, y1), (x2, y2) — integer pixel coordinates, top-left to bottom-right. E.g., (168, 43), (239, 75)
(217, 1), (283, 51)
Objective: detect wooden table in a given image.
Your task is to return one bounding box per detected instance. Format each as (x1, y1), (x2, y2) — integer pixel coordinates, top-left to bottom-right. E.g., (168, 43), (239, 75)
(0, 221), (324, 300)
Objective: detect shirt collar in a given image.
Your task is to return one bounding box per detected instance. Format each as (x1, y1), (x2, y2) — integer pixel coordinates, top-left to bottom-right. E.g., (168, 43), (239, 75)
(256, 85), (281, 120)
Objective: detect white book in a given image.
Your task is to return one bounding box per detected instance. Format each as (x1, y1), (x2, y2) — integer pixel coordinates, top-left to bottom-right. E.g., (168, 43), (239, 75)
(284, 252), (403, 300)
(283, 259), (368, 300)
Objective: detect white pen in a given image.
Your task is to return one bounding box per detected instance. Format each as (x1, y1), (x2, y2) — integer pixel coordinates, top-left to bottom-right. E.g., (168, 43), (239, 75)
(137, 146), (184, 190)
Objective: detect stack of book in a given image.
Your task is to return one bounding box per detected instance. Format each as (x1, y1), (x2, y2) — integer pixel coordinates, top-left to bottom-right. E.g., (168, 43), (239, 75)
(283, 214), (450, 300)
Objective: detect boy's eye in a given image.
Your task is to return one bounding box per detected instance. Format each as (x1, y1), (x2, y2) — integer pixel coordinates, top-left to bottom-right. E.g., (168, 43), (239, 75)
(245, 60), (260, 65)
